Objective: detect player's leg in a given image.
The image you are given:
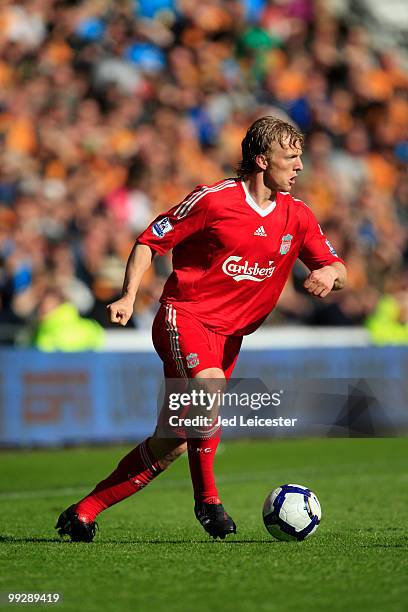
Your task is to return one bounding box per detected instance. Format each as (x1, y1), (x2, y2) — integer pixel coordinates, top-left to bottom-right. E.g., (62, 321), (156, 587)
(186, 334), (243, 538)
(185, 366), (237, 538)
(56, 375), (187, 538)
(75, 435), (186, 520)
(55, 435), (187, 542)
(186, 367), (225, 505)
(56, 305), (188, 542)
(186, 334), (242, 505)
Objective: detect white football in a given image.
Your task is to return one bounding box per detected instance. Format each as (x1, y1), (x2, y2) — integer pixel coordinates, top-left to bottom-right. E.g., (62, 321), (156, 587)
(263, 483), (321, 541)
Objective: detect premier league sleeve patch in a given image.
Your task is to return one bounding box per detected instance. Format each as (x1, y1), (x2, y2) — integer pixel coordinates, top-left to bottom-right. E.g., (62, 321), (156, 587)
(152, 217), (173, 238)
(325, 239), (338, 256)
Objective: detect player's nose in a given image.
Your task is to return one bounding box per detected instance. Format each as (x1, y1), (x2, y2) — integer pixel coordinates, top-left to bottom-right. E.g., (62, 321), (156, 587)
(294, 157), (303, 172)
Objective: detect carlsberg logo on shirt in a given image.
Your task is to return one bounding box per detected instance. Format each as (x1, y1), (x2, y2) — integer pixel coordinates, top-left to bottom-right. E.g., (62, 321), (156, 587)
(222, 256), (275, 282)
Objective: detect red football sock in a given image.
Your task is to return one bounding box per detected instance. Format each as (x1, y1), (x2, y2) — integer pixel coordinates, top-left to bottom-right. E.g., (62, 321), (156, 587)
(187, 428), (221, 504)
(75, 438), (163, 522)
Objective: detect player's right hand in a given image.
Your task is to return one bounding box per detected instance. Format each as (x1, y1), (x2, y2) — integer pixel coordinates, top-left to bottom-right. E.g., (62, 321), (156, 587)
(107, 296), (134, 326)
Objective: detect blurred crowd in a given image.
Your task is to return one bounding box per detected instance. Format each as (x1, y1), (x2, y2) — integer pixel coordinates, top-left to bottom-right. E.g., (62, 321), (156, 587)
(0, 0), (407, 347)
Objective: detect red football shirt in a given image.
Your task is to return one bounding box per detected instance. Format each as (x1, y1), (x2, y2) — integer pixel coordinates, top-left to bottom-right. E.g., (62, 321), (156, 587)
(137, 178), (345, 336)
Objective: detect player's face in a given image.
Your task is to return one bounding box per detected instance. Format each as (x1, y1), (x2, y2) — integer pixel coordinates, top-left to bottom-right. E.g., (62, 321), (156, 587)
(262, 139), (303, 192)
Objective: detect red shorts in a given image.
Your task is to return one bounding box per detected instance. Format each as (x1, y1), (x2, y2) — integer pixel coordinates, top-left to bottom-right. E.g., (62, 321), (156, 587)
(152, 303), (242, 379)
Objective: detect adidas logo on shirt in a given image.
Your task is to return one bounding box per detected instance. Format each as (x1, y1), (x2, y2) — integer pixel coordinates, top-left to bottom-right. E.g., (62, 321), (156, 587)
(254, 225), (267, 237)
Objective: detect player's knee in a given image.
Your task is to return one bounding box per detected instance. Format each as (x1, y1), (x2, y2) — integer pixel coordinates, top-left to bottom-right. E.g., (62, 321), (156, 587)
(194, 367), (225, 380)
(192, 368), (226, 397)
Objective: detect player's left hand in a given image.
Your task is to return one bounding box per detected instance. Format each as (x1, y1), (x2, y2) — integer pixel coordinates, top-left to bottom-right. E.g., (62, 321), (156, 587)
(303, 266), (338, 298)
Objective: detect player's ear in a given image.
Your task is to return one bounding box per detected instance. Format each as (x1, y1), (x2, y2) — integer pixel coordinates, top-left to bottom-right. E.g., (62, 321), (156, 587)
(255, 154), (268, 170)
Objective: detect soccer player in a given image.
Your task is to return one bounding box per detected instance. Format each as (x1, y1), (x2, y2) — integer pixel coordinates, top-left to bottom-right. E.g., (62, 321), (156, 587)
(56, 116), (346, 542)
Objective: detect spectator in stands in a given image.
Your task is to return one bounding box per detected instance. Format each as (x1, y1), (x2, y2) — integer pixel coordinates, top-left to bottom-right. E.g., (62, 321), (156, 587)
(366, 273), (408, 345)
(30, 286), (104, 351)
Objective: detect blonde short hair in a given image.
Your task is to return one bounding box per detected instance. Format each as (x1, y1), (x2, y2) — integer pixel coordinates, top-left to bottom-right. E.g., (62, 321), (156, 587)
(237, 116), (304, 178)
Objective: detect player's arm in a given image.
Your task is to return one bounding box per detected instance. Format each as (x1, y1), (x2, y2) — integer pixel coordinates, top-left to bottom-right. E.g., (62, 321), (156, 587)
(298, 205), (347, 299)
(108, 185), (209, 326)
(107, 244), (154, 326)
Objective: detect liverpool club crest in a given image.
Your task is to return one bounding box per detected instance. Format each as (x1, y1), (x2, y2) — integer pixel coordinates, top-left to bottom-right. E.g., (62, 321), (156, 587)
(186, 353), (200, 368)
(279, 234), (293, 255)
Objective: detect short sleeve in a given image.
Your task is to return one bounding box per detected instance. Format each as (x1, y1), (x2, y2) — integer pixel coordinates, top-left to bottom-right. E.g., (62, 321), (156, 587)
(136, 186), (210, 255)
(298, 205), (345, 271)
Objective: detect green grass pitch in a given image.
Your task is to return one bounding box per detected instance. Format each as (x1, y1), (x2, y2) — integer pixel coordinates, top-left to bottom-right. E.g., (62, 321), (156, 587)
(1, 438), (407, 611)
